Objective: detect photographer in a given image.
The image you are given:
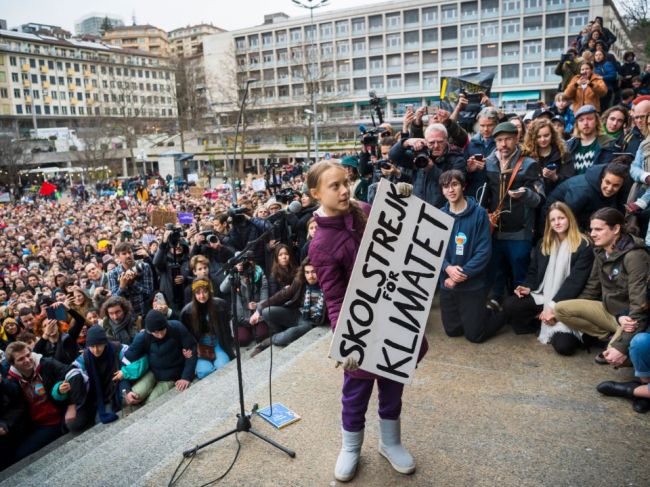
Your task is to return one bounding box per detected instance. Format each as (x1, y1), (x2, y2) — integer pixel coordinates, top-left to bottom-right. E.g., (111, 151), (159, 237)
(464, 107), (499, 201)
(219, 254), (269, 347)
(107, 242), (154, 319)
(153, 227), (192, 314)
(555, 48), (580, 92)
(389, 123), (466, 209)
(189, 228), (234, 295)
(227, 207), (272, 271)
(450, 90), (494, 133)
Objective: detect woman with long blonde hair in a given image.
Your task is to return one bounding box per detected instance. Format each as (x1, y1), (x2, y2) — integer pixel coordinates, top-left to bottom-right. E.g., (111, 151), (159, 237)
(498, 202), (594, 354)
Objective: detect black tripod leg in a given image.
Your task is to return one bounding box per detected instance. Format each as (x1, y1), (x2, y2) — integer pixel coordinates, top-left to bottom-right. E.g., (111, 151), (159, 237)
(248, 427), (296, 458)
(183, 427), (239, 457)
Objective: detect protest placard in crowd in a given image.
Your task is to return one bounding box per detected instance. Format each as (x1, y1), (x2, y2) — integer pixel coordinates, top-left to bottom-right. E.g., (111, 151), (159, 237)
(329, 180), (453, 384)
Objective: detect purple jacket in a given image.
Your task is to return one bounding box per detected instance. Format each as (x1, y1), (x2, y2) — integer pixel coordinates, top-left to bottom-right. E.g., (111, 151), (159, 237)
(309, 203), (427, 380)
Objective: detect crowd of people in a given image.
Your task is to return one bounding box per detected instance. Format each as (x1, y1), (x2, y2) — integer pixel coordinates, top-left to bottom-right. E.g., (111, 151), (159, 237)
(1, 14), (649, 480)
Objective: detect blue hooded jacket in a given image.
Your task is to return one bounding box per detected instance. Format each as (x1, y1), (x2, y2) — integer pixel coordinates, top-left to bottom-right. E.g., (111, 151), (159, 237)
(440, 196), (492, 292)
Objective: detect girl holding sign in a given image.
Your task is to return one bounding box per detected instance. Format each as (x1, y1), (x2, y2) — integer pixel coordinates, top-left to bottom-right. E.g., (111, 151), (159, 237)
(307, 160), (425, 482)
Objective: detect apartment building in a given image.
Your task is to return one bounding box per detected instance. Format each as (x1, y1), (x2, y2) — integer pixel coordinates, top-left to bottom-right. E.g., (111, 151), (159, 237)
(203, 0), (631, 154)
(75, 14), (125, 37)
(169, 23), (225, 58)
(102, 24), (170, 57)
(0, 29), (177, 133)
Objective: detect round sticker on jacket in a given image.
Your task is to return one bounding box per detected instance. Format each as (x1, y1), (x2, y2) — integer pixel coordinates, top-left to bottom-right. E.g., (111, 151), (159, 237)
(455, 232), (467, 255)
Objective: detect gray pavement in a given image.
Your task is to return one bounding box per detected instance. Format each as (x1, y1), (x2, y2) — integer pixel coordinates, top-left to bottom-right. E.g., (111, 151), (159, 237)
(145, 305), (650, 487)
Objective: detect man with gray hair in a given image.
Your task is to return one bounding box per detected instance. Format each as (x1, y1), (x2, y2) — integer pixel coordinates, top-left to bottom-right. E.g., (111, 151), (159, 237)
(624, 99), (650, 156)
(464, 107), (499, 201)
(389, 123), (466, 208)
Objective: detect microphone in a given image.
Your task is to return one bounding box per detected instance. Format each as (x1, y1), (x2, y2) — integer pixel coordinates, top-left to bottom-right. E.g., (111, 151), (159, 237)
(287, 200), (302, 214)
(359, 124), (367, 134)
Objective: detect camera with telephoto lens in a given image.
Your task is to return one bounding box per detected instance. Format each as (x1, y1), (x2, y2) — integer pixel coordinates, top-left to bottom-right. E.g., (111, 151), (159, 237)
(359, 126), (387, 147)
(275, 188), (299, 204)
(165, 224), (184, 248)
(412, 149), (432, 169)
(375, 159), (393, 170)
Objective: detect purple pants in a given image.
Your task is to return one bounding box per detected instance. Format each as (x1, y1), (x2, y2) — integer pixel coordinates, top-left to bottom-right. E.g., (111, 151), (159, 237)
(342, 372), (404, 432)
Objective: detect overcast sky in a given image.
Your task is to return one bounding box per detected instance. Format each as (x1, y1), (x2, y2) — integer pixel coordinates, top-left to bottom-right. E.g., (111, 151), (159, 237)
(3, 0), (378, 33)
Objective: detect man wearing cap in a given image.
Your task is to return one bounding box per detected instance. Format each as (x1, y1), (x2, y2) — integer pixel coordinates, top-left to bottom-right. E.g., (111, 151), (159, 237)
(72, 326), (141, 426)
(566, 105), (617, 177)
(482, 122), (544, 308)
(124, 310), (196, 405)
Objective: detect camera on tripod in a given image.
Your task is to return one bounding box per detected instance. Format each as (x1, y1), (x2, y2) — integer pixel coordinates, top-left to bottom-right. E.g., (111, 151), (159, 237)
(359, 126), (387, 148)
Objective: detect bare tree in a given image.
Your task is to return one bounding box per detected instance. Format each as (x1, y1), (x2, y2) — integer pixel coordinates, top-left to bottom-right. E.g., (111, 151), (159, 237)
(619, 0), (650, 57)
(0, 136), (24, 196)
(75, 117), (113, 183)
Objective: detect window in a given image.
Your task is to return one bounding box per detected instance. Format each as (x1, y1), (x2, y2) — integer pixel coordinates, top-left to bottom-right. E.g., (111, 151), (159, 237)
(370, 76), (384, 90)
(523, 62), (541, 79)
(404, 31), (419, 48)
(546, 37), (565, 52)
(320, 23), (333, 38)
(524, 0), (542, 8)
(422, 7), (438, 24)
(369, 56), (383, 71)
(16, 104), (23, 114)
(321, 43), (333, 57)
(353, 77), (367, 91)
(404, 9), (419, 25)
(501, 64), (519, 79)
(423, 71), (438, 89)
(461, 2), (478, 16)
(353, 58), (367, 71)
(0, 88), (6, 98)
(524, 16), (542, 33)
(546, 13), (565, 30)
(351, 18), (365, 33)
(387, 75), (401, 90)
(262, 51), (273, 63)
(523, 40), (542, 56)
(262, 33), (272, 47)
(423, 51), (438, 66)
(461, 46), (478, 61)
(276, 30), (287, 44)
(502, 42), (520, 59)
(404, 52), (419, 69)
(423, 28), (438, 43)
(481, 0), (499, 14)
(290, 28), (301, 42)
(481, 44), (498, 58)
(248, 35), (258, 48)
(336, 41), (349, 56)
(461, 24), (478, 41)
(441, 4), (458, 20)
(503, 0), (520, 14)
(11, 73), (18, 83)
(387, 55), (401, 69)
(442, 26), (458, 42)
(9, 56), (16, 66)
(441, 48), (458, 63)
(335, 20), (349, 36)
(481, 22), (499, 38)
(352, 39), (366, 53)
(569, 11), (589, 30)
(386, 34), (401, 49)
(369, 15), (383, 30)
(386, 13), (401, 28)
(13, 88), (20, 98)
(29, 58), (36, 68)
(502, 19), (520, 36)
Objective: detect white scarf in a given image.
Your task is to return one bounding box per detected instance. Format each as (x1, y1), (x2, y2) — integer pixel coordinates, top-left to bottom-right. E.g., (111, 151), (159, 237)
(531, 239), (581, 344)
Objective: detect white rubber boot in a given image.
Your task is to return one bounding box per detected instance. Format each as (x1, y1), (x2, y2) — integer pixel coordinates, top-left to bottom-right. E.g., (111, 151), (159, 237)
(378, 418), (415, 474)
(334, 428), (364, 482)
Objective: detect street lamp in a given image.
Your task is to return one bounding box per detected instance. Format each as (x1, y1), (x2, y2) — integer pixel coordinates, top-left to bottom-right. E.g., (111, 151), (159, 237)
(292, 0), (329, 162)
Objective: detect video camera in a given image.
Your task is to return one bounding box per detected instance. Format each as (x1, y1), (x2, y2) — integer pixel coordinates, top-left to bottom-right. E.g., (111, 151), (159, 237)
(412, 149), (432, 169)
(374, 159), (393, 170)
(200, 230), (221, 244)
(275, 188), (299, 204)
(359, 125), (388, 148)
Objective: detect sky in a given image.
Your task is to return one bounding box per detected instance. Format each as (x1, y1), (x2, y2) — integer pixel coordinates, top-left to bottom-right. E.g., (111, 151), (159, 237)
(3, 0), (379, 33)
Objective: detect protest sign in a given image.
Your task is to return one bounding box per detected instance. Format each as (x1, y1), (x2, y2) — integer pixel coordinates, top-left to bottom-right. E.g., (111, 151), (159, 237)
(0, 192), (10, 203)
(150, 209), (178, 227)
(328, 180), (453, 384)
(189, 186), (204, 198)
(177, 212), (194, 225)
(251, 178), (266, 192)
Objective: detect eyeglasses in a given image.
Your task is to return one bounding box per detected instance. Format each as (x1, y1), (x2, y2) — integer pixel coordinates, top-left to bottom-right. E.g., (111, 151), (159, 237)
(633, 113), (650, 120)
(426, 140), (446, 146)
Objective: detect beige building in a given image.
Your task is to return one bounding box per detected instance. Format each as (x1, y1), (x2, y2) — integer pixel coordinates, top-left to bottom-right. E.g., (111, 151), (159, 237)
(0, 28), (177, 133)
(102, 24), (170, 57)
(168, 23), (225, 58)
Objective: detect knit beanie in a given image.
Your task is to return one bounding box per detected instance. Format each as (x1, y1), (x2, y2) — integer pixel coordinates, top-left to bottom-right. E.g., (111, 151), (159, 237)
(86, 325), (108, 346)
(145, 310), (167, 332)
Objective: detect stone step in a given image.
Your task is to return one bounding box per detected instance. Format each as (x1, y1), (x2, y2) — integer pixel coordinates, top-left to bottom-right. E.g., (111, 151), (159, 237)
(0, 327), (329, 487)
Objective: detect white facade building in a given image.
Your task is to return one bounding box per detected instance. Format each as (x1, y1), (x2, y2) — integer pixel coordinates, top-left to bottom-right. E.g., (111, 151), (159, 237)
(75, 14), (125, 37)
(202, 0), (631, 154)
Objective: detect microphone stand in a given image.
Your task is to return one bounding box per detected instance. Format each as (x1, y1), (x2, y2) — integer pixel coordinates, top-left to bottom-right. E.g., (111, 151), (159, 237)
(182, 221), (295, 459)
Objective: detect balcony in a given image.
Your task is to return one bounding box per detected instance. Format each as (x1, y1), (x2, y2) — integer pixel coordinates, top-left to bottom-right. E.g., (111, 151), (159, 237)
(545, 27), (566, 36)
(40, 66), (48, 74)
(500, 76), (520, 85)
(569, 0), (589, 7)
(69, 83), (77, 91)
(369, 66), (384, 75)
(369, 25), (383, 33)
(386, 23), (401, 32)
(386, 44), (402, 53)
(441, 15), (458, 24)
(545, 48), (563, 59)
(387, 85), (403, 93)
(67, 68), (74, 76)
(23, 80), (30, 88)
(290, 37), (302, 45)
(387, 65), (402, 74)
(480, 34), (499, 43)
(480, 56), (498, 65)
(545, 72), (561, 83)
(84, 69), (91, 77)
(502, 30), (520, 40)
(404, 42), (420, 51)
(423, 80), (438, 90)
(422, 16), (438, 26)
(353, 69), (367, 76)
(44, 96), (51, 104)
(42, 80), (50, 89)
(404, 63), (420, 72)
(502, 53), (520, 63)
(87, 99), (94, 105)
(336, 30), (349, 39)
(547, 1), (566, 11)
(85, 84), (93, 91)
(423, 40), (438, 49)
(25, 96), (32, 104)
(422, 62), (439, 70)
(461, 58), (478, 66)
(461, 37), (478, 46)
(524, 52), (542, 61)
(71, 98), (78, 105)
(441, 38), (458, 47)
(523, 28), (542, 38)
(21, 64), (29, 72)
(523, 75), (542, 83)
(481, 9), (499, 19)
(369, 46), (384, 55)
(502, 7), (521, 17)
(404, 83), (420, 92)
(461, 12), (479, 22)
